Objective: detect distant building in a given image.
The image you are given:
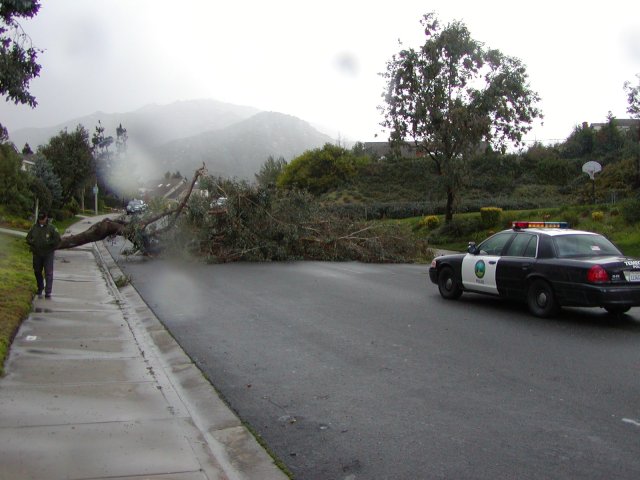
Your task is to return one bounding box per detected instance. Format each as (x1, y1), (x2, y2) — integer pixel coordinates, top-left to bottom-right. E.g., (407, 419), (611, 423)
(20, 154), (35, 172)
(142, 177), (187, 201)
(362, 140), (489, 159)
(362, 141), (419, 160)
(589, 118), (640, 132)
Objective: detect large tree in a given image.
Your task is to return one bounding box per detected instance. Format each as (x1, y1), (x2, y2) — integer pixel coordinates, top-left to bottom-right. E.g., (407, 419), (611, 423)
(0, 142), (31, 213)
(31, 153), (62, 210)
(623, 74), (640, 188)
(0, 0), (42, 138)
(39, 126), (94, 205)
(379, 12), (542, 221)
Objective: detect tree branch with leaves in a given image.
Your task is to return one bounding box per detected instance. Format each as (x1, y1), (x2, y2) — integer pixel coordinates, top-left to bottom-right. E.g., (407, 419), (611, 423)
(379, 12), (542, 222)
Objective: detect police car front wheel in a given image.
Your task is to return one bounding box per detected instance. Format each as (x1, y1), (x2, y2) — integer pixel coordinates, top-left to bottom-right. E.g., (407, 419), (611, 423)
(527, 279), (559, 318)
(438, 267), (463, 300)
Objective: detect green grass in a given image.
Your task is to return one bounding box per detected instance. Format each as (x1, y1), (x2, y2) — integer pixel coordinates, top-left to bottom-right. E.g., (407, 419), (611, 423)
(0, 234), (34, 376)
(0, 213), (83, 376)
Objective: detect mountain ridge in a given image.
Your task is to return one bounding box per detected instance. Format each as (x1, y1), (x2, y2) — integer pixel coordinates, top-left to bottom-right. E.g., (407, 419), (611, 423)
(8, 99), (335, 179)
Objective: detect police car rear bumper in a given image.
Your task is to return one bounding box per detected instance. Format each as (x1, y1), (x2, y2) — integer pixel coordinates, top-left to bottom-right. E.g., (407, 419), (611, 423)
(555, 282), (640, 308)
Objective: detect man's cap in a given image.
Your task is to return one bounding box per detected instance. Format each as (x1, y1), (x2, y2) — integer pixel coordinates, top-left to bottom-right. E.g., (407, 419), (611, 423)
(38, 212), (47, 220)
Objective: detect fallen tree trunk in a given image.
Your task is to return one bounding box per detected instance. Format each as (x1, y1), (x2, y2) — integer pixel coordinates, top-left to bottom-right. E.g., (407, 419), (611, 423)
(55, 164), (207, 252)
(57, 218), (127, 250)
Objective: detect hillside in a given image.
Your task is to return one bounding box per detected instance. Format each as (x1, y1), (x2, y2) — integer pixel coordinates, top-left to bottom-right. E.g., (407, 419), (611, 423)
(8, 99), (336, 180)
(9, 99), (261, 151)
(151, 111), (334, 178)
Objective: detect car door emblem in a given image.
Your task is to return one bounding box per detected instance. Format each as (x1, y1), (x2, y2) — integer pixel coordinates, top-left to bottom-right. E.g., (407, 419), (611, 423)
(475, 260), (486, 279)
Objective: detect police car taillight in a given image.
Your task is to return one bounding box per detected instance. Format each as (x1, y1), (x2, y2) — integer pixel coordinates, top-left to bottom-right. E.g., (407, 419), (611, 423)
(587, 265), (609, 283)
(512, 221), (569, 230)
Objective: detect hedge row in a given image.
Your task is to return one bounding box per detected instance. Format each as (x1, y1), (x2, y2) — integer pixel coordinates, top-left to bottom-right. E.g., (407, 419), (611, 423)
(325, 198), (559, 220)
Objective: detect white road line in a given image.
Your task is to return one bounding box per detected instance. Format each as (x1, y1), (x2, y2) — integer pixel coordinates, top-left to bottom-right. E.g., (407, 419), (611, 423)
(622, 418), (640, 427)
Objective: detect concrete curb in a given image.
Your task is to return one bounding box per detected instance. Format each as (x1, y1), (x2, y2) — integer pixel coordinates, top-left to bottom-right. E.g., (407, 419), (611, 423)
(92, 238), (289, 480)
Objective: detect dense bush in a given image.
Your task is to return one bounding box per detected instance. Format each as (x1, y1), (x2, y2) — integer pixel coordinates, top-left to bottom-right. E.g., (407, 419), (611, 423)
(620, 195), (640, 223)
(418, 215), (440, 230)
(480, 207), (502, 227)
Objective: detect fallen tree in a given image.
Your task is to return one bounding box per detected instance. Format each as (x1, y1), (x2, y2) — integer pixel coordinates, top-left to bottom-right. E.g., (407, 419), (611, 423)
(53, 165), (431, 263)
(169, 178), (432, 263)
(56, 164), (208, 253)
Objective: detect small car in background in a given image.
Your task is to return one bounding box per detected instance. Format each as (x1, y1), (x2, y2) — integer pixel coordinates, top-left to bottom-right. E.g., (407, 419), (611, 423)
(126, 199), (148, 215)
(429, 221), (640, 317)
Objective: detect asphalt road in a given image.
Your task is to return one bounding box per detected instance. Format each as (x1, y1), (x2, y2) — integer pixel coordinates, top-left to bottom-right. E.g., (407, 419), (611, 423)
(107, 240), (640, 480)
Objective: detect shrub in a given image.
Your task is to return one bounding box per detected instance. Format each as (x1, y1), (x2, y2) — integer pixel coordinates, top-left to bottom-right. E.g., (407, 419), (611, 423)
(480, 207), (502, 227)
(65, 198), (80, 216)
(430, 216), (483, 244)
(621, 196), (640, 223)
(419, 215), (440, 230)
(591, 211), (604, 222)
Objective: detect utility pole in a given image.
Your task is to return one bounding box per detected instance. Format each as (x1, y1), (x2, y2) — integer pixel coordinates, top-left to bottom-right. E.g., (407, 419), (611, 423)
(93, 184), (98, 215)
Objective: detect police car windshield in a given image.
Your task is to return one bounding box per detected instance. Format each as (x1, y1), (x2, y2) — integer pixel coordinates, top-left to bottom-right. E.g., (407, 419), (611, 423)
(553, 234), (621, 258)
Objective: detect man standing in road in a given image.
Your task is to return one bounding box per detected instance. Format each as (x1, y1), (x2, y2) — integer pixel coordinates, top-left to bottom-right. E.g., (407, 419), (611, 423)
(26, 212), (61, 298)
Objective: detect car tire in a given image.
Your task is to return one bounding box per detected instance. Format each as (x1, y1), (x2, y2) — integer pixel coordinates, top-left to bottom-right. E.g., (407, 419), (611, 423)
(438, 267), (463, 300)
(605, 306), (631, 315)
(527, 279), (559, 318)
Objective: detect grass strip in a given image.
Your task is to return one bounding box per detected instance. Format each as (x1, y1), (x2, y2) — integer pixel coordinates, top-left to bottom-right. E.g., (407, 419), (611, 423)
(0, 233), (34, 376)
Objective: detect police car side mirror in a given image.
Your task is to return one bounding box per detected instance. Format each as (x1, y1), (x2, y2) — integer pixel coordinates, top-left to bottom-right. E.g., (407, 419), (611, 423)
(468, 242), (479, 255)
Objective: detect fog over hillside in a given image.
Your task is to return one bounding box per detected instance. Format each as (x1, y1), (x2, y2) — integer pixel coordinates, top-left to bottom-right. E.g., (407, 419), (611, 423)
(8, 99), (336, 180)
(152, 111), (334, 179)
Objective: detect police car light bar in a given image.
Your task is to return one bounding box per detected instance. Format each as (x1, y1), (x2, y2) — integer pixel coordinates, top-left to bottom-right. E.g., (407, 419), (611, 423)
(512, 221), (569, 229)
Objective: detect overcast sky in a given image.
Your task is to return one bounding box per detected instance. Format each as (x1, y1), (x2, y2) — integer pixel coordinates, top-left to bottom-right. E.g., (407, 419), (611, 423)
(1, 0), (639, 145)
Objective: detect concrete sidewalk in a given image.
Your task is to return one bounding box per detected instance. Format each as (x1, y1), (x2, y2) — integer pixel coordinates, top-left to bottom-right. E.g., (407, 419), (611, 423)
(0, 215), (288, 480)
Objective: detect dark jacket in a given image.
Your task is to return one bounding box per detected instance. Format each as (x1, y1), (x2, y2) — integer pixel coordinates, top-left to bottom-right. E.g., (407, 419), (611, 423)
(26, 221), (61, 256)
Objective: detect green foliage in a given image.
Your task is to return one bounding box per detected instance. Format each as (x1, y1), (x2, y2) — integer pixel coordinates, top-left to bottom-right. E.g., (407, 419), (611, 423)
(418, 215), (440, 230)
(65, 197), (80, 216)
(562, 124), (595, 159)
(172, 179), (429, 263)
(32, 153), (63, 210)
(379, 12), (541, 221)
(0, 142), (32, 214)
(0, 0), (41, 109)
(625, 74), (640, 118)
(620, 195), (640, 223)
(114, 274), (131, 288)
(591, 211), (604, 222)
(278, 143), (370, 194)
(480, 207), (502, 227)
(39, 125), (94, 205)
(255, 155), (288, 187)
(594, 114), (626, 162)
(0, 233), (34, 375)
(428, 215), (485, 247)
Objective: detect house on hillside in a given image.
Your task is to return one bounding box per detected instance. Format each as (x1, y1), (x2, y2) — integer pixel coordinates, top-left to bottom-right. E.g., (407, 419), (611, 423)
(589, 119), (640, 132)
(142, 177), (187, 202)
(362, 140), (489, 160)
(362, 141), (419, 160)
(142, 177), (208, 205)
(21, 157), (35, 172)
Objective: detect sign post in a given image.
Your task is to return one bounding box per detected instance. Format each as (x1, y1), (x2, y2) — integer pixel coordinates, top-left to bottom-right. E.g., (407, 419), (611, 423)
(93, 184), (99, 215)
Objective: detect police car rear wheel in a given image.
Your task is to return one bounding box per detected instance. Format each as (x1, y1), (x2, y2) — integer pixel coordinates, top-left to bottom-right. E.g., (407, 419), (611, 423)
(527, 279), (558, 318)
(438, 267), (462, 300)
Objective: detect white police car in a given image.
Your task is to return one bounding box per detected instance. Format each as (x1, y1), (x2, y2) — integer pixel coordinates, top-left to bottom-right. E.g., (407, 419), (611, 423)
(429, 221), (640, 317)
